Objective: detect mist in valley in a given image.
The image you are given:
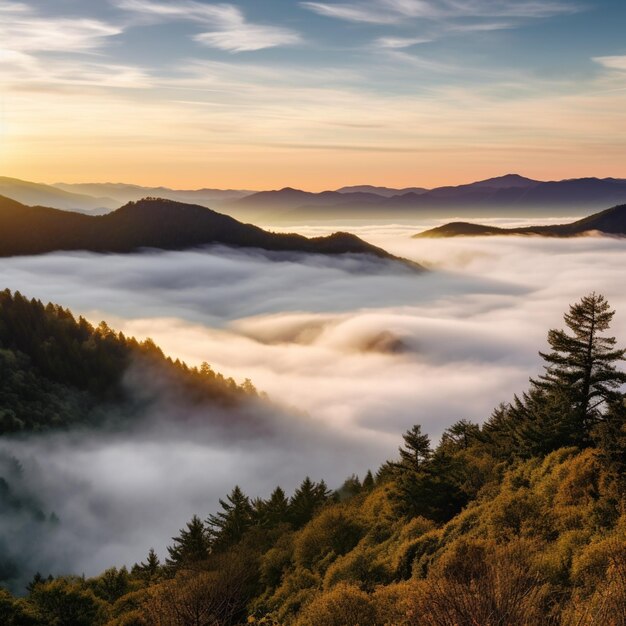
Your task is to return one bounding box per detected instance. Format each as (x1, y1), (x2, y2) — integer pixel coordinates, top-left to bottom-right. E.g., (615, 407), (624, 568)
(1, 221), (626, 589)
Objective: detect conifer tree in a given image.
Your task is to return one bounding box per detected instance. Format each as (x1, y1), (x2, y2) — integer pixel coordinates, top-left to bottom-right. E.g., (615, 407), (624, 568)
(508, 293), (626, 453)
(534, 293), (626, 427)
(337, 474), (362, 500)
(206, 486), (254, 551)
(362, 470), (375, 491)
(136, 548), (161, 580)
(254, 486), (290, 529)
(440, 419), (481, 452)
(288, 477), (332, 528)
(396, 424), (432, 470)
(166, 515), (210, 568)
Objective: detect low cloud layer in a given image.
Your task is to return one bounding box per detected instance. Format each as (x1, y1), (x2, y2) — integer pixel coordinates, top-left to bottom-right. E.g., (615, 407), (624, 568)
(1, 226), (625, 586)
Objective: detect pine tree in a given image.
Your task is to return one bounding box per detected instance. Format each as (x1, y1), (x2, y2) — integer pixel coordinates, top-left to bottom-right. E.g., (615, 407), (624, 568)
(337, 474), (362, 500)
(396, 424), (432, 471)
(530, 293), (626, 446)
(593, 398), (626, 489)
(508, 386), (578, 456)
(439, 419), (480, 452)
(288, 477), (331, 528)
(136, 548), (161, 580)
(166, 515), (210, 568)
(206, 486), (254, 551)
(362, 470), (375, 491)
(254, 486), (290, 529)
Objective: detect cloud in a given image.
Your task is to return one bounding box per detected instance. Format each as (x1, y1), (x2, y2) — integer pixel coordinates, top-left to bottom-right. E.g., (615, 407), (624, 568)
(0, 3), (122, 53)
(194, 26), (301, 53)
(594, 55), (626, 72)
(1, 225), (626, 585)
(302, 2), (402, 24)
(376, 36), (432, 48)
(116, 0), (302, 52)
(303, 0), (578, 24)
(0, 3), (151, 90)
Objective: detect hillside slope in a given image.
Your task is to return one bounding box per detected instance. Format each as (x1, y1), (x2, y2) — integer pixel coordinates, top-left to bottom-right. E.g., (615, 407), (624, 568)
(0, 196), (416, 267)
(0, 289), (258, 434)
(414, 203), (626, 238)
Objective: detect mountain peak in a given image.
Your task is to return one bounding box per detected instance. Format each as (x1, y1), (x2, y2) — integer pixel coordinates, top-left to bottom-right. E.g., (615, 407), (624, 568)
(471, 174), (539, 189)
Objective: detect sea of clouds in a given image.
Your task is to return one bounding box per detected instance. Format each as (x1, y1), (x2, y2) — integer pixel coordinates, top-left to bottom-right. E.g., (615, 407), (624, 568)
(0, 219), (625, 586)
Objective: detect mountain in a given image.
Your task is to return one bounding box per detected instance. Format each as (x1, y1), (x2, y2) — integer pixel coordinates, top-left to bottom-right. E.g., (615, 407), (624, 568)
(226, 187), (389, 211)
(0, 177), (117, 213)
(7, 174), (626, 222)
(414, 203), (626, 238)
(226, 175), (626, 221)
(335, 185), (428, 197)
(0, 196), (417, 267)
(54, 182), (252, 207)
(464, 173), (539, 189)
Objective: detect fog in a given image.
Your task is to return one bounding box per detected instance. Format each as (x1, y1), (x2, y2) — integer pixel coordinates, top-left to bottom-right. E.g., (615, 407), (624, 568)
(0, 221), (625, 588)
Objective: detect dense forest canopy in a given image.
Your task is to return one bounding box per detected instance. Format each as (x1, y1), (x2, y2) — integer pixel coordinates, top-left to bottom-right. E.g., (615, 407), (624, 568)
(0, 293), (624, 624)
(0, 288), (259, 434)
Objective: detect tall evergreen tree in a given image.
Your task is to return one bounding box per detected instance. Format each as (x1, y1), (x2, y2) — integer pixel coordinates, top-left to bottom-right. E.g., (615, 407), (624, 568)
(535, 293), (626, 424)
(362, 470), (375, 491)
(396, 424), (432, 471)
(254, 486), (290, 529)
(439, 419), (481, 452)
(166, 515), (210, 568)
(521, 293), (626, 449)
(136, 548), (161, 581)
(288, 477), (332, 528)
(206, 486), (254, 551)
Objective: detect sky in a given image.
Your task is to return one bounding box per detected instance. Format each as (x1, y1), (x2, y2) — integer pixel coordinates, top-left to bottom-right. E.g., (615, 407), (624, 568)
(0, 0), (625, 190)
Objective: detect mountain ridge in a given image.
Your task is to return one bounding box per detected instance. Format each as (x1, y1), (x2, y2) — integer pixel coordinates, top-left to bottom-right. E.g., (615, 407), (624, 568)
(413, 203), (626, 238)
(0, 195), (419, 268)
(2, 174), (626, 221)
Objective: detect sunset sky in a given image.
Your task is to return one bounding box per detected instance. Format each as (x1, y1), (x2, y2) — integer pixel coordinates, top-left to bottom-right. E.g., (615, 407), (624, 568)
(1, 0), (625, 190)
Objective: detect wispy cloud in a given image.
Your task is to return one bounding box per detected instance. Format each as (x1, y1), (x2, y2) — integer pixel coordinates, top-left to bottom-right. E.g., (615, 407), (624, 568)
(116, 0), (302, 52)
(594, 56), (626, 72)
(302, 0), (579, 26)
(376, 36), (432, 49)
(302, 2), (401, 24)
(0, 3), (122, 53)
(0, 3), (150, 90)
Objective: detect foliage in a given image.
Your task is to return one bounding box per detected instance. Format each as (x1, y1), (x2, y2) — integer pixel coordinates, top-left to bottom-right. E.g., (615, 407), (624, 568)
(0, 289), (258, 433)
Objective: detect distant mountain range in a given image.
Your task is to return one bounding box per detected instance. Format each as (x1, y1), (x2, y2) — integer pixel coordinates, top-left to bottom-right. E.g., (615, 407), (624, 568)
(413, 204), (626, 238)
(0, 196), (416, 268)
(1, 174), (626, 221)
(226, 175), (626, 221)
(54, 182), (252, 209)
(335, 185), (428, 197)
(0, 177), (118, 213)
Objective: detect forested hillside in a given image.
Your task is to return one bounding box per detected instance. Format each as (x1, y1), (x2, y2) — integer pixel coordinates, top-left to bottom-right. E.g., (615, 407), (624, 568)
(1, 293), (625, 625)
(0, 289), (257, 433)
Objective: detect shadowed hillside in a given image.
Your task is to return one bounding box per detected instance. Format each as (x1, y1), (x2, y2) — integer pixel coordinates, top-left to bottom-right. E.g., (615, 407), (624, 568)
(0, 196), (416, 267)
(414, 204), (626, 238)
